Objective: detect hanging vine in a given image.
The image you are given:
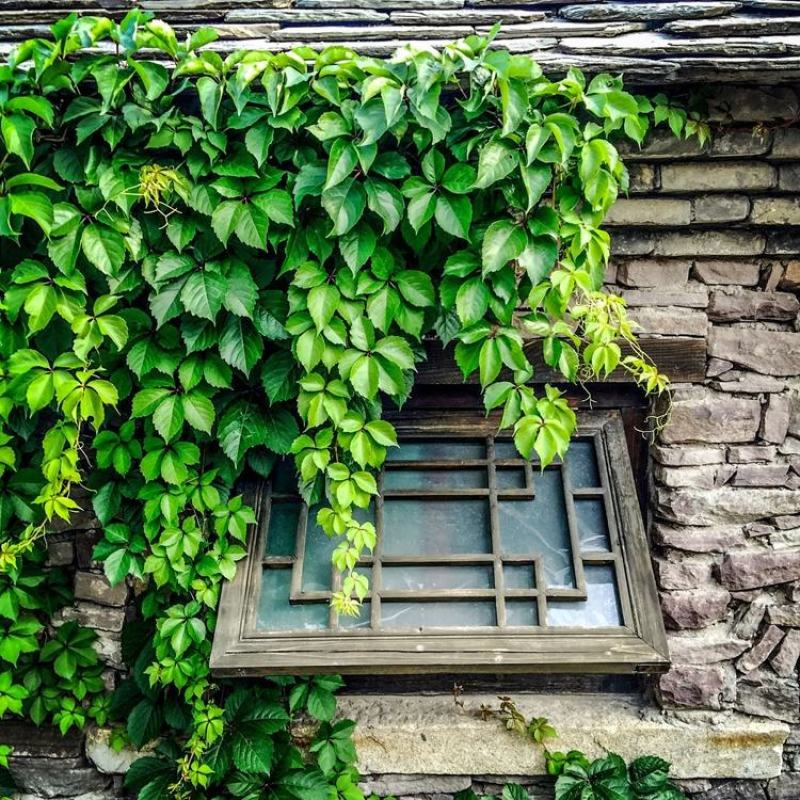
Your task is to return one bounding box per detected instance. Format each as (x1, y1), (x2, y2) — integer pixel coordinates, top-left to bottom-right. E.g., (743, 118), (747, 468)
(0, 11), (708, 799)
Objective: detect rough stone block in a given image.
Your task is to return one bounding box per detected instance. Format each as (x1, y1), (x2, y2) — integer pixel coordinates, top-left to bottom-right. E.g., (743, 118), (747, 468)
(46, 540), (74, 567)
(766, 230), (800, 256)
(721, 550), (800, 591)
(616, 258), (692, 287)
(778, 164), (800, 192)
(55, 603), (125, 633)
(8, 761), (110, 799)
(661, 589), (731, 629)
(693, 194), (751, 223)
(668, 628), (750, 664)
(657, 487), (800, 526)
(772, 129), (800, 160)
(693, 260), (761, 286)
(700, 780), (767, 800)
(653, 523), (745, 553)
(74, 572), (128, 608)
(771, 629), (800, 678)
(708, 289), (800, 322)
(655, 231), (766, 258)
(360, 776), (472, 796)
(713, 372), (787, 394)
(708, 87), (799, 124)
(660, 392), (761, 444)
(655, 464), (726, 490)
(761, 395), (791, 444)
(660, 162), (776, 192)
(658, 664), (733, 710)
(627, 163), (656, 192)
(778, 261), (800, 292)
(709, 128), (772, 158)
(708, 328), (800, 377)
(728, 446), (778, 463)
(737, 625), (785, 674)
(737, 669), (800, 723)
(628, 306), (708, 336)
(605, 198), (691, 226)
(652, 446), (726, 466)
(85, 729), (144, 775)
(610, 231), (655, 256)
(619, 286), (708, 307)
(339, 693), (788, 779)
(732, 465), (790, 488)
(708, 357), (735, 377)
(768, 773), (800, 800)
(655, 556), (714, 589)
(752, 197), (800, 225)
(735, 600), (769, 640)
(625, 130), (706, 160)
(767, 605), (800, 627)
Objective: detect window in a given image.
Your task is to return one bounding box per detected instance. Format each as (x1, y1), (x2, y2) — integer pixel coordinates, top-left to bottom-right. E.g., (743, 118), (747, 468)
(211, 410), (667, 675)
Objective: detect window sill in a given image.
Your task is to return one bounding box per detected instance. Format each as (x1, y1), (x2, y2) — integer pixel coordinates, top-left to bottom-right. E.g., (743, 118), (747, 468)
(336, 692), (787, 781)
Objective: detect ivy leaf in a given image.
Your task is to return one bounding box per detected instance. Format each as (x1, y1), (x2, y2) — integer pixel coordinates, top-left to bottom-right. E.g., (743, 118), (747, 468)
(321, 178), (366, 236)
(82, 224), (125, 275)
(182, 393), (215, 433)
(434, 193), (472, 240)
(482, 220), (526, 274)
(152, 395), (185, 442)
(197, 76), (222, 128)
(308, 284), (340, 331)
(219, 316), (264, 376)
(475, 140), (517, 189)
(1, 114), (35, 167)
(181, 270), (226, 321)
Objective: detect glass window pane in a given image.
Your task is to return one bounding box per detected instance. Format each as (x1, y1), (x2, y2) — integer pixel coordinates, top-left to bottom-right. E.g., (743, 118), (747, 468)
(494, 440), (524, 459)
(271, 459), (300, 494)
(506, 601), (538, 626)
(382, 499), (491, 555)
(302, 511), (338, 591)
(257, 569), (329, 630)
(547, 564), (622, 628)
(564, 440), (601, 488)
(503, 563), (536, 589)
(498, 469), (575, 588)
(381, 601), (496, 628)
(265, 501), (300, 557)
(339, 603), (372, 630)
(384, 468), (487, 491)
(382, 565), (493, 591)
(386, 439), (486, 461)
(496, 467), (526, 490)
(575, 499), (611, 551)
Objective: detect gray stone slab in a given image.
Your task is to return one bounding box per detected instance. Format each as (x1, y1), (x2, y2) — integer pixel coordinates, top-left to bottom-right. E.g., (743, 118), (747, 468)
(559, 2), (742, 21)
(664, 14), (800, 35)
(337, 693), (788, 779)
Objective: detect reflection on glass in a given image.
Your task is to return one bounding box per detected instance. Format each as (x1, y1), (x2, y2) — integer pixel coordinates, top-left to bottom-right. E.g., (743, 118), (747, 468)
(564, 440), (601, 488)
(547, 564), (622, 627)
(386, 439), (486, 461)
(265, 501), (300, 557)
(575, 499), (611, 551)
(384, 468), (486, 491)
(383, 499), (491, 555)
(339, 602), (372, 629)
(503, 563), (536, 589)
(498, 469), (575, 588)
(496, 468), (526, 490)
(257, 568), (328, 630)
(382, 565), (493, 591)
(506, 601), (538, 626)
(381, 601), (496, 628)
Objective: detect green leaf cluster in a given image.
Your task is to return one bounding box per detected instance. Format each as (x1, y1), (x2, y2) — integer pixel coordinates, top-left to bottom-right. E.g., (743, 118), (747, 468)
(0, 11), (702, 797)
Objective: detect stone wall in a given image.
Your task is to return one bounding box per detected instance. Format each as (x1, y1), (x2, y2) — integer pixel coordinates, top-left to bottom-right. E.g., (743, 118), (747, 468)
(6, 84), (800, 800)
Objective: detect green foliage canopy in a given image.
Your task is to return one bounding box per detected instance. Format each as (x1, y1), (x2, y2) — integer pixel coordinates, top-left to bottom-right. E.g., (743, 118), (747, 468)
(0, 11), (706, 797)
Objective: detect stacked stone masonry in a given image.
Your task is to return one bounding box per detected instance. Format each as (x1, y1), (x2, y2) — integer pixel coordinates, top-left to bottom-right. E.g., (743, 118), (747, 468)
(3, 48), (800, 800)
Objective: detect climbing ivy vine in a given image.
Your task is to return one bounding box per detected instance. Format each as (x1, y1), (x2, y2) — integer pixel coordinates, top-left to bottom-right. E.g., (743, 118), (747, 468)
(0, 10), (708, 799)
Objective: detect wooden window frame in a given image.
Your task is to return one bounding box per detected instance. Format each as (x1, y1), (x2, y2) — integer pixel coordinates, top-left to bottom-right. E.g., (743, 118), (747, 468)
(211, 409), (668, 676)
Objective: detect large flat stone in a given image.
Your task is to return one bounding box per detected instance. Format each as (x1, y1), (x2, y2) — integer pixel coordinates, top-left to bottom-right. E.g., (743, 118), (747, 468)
(657, 487), (800, 526)
(721, 550), (800, 590)
(708, 328), (800, 376)
(660, 393), (761, 444)
(338, 693), (787, 779)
